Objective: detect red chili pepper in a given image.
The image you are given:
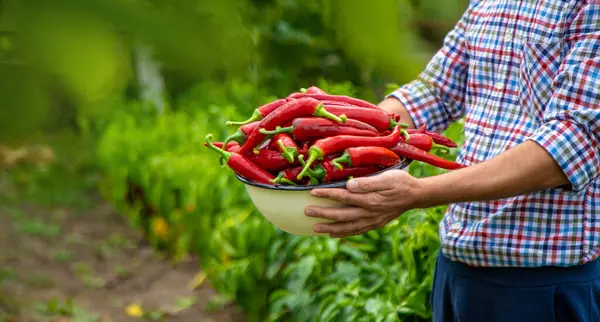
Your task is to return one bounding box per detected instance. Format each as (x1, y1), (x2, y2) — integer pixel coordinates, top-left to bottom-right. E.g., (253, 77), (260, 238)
(331, 147), (400, 170)
(298, 155), (380, 183)
(405, 133), (451, 153)
(238, 98), (347, 155)
(271, 165), (318, 185)
(269, 133), (300, 163)
(297, 126), (403, 180)
(406, 127), (458, 148)
(287, 93), (380, 110)
(259, 117), (379, 142)
(322, 105), (408, 133)
(225, 99), (289, 126)
(319, 100), (354, 107)
(221, 139), (295, 171)
(204, 134), (275, 184)
(204, 141), (241, 153)
(247, 149), (297, 172)
(301, 86), (327, 94)
(391, 142), (467, 170)
(222, 121), (260, 146)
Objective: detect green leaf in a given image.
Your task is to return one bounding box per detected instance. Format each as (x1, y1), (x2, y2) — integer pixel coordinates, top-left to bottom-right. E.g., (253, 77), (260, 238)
(365, 298), (384, 315)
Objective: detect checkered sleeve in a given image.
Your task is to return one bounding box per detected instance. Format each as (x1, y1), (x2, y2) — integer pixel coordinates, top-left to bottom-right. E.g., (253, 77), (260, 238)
(527, 1), (600, 193)
(387, 1), (478, 133)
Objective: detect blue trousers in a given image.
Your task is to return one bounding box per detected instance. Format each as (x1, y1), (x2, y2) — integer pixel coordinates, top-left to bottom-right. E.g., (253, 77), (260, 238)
(431, 251), (600, 322)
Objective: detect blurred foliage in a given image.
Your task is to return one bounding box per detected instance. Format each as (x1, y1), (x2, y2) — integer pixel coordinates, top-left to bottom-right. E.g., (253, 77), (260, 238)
(96, 80), (464, 321)
(3, 0), (470, 320)
(0, 0), (469, 141)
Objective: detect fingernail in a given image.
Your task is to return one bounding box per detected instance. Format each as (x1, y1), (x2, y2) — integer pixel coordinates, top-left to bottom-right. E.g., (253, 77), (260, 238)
(347, 179), (358, 190)
(311, 189), (321, 197)
(314, 225), (323, 232)
(305, 208), (314, 216)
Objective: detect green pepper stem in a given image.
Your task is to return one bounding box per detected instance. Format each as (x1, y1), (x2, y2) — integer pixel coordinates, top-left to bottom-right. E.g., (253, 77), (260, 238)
(223, 130), (246, 147)
(259, 126), (293, 135)
(205, 134), (232, 162)
(331, 150), (351, 170)
(269, 172), (297, 185)
(299, 88), (308, 93)
(389, 118), (410, 129)
(313, 104), (347, 124)
(277, 140), (297, 163)
(401, 129), (411, 142)
(226, 109), (262, 126)
(297, 155), (324, 184)
(270, 172), (284, 184)
(297, 148), (323, 180)
(280, 178), (297, 185)
(431, 142), (451, 154)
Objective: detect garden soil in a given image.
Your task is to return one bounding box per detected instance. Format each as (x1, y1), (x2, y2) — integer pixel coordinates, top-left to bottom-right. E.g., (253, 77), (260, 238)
(0, 195), (245, 322)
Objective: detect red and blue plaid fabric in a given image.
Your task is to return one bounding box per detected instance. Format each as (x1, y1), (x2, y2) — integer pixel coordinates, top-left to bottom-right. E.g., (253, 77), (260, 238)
(390, 0), (600, 267)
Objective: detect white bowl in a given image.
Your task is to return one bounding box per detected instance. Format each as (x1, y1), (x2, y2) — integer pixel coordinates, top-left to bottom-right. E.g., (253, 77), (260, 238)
(235, 159), (412, 236)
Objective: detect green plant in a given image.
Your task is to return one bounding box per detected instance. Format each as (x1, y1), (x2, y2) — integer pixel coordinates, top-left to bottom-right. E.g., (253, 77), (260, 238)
(95, 78), (464, 321)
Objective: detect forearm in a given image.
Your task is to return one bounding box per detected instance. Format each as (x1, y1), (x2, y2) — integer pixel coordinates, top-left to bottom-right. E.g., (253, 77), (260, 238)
(415, 140), (570, 208)
(378, 97), (416, 129)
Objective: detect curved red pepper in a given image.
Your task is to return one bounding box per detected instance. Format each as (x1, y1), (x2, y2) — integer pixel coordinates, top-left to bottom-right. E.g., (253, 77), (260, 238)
(259, 117), (379, 142)
(287, 93), (380, 110)
(406, 124), (458, 148)
(238, 98), (347, 155)
(222, 121), (260, 146)
(269, 133), (300, 163)
(405, 133), (451, 153)
(204, 141), (241, 153)
(248, 149), (297, 172)
(298, 155), (380, 183)
(331, 147), (400, 170)
(226, 98), (289, 126)
(301, 86), (327, 94)
(297, 126), (404, 180)
(204, 134), (275, 184)
(271, 165), (318, 185)
(391, 142), (467, 170)
(322, 105), (408, 133)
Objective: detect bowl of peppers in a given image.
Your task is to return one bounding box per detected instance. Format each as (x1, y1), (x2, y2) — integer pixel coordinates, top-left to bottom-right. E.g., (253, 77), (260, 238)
(204, 86), (466, 236)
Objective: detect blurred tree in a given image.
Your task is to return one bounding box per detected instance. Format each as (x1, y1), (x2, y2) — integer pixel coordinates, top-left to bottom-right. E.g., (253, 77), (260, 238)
(0, 0), (469, 141)
(0, 0), (254, 141)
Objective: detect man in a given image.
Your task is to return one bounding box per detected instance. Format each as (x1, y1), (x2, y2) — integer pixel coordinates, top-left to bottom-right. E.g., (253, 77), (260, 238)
(305, 1), (600, 321)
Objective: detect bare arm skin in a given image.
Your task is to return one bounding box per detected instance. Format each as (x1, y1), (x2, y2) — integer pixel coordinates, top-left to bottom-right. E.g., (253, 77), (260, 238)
(378, 97), (417, 129)
(414, 140), (570, 209)
(305, 99), (570, 237)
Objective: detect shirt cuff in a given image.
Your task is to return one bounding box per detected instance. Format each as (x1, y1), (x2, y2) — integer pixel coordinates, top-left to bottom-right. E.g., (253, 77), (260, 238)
(387, 78), (448, 133)
(527, 119), (600, 193)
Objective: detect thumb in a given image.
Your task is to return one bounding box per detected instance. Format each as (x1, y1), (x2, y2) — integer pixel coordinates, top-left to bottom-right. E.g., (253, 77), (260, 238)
(347, 174), (386, 193)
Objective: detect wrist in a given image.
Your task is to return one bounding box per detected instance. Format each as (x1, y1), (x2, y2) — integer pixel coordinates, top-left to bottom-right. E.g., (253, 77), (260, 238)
(409, 175), (453, 209)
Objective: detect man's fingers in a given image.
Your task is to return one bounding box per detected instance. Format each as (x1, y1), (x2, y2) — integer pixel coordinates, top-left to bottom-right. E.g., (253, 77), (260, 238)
(313, 218), (375, 235)
(305, 205), (370, 222)
(310, 188), (372, 208)
(330, 224), (375, 238)
(346, 171), (399, 193)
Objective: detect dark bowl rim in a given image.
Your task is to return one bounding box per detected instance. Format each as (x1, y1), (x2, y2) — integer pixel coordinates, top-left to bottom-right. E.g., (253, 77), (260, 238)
(234, 158), (412, 191)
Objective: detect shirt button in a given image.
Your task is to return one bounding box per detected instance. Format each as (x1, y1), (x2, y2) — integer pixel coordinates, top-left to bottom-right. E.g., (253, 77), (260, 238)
(504, 34), (512, 42)
(451, 222), (462, 230)
(495, 82), (505, 90)
(484, 127), (493, 136)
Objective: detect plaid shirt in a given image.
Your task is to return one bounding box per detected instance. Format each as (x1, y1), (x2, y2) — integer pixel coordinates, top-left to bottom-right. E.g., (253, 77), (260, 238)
(390, 0), (600, 267)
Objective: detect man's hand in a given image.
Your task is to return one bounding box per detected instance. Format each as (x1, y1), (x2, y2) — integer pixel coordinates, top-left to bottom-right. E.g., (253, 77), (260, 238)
(305, 169), (423, 238)
(306, 141), (571, 238)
